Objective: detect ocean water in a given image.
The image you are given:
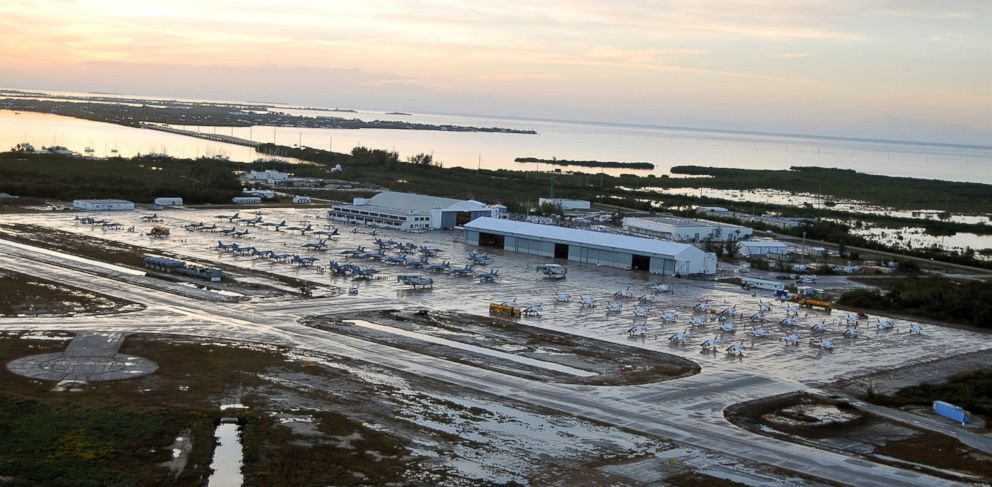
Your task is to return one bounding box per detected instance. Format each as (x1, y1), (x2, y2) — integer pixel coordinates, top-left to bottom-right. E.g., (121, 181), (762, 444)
(1, 89), (989, 182)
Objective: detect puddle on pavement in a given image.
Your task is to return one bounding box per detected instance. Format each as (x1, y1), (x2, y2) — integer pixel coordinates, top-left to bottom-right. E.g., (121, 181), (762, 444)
(207, 421), (244, 487)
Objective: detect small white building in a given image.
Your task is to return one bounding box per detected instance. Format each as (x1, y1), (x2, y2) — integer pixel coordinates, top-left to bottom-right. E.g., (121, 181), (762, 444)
(153, 197), (183, 206)
(246, 170), (288, 183)
(73, 199), (135, 211)
(243, 188), (276, 199)
(623, 216), (752, 242)
(538, 198), (591, 211)
(232, 196), (262, 205)
(329, 191), (508, 231)
(738, 240), (791, 258)
(293, 195), (312, 204)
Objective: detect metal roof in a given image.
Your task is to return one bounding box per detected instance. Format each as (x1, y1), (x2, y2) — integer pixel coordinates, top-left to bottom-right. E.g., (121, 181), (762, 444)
(465, 217), (704, 259)
(739, 240), (790, 248)
(365, 192), (465, 212)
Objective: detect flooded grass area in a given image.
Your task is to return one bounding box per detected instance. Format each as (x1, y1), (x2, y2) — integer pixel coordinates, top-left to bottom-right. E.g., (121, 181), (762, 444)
(0, 267), (142, 317)
(306, 310), (699, 385)
(726, 392), (992, 483)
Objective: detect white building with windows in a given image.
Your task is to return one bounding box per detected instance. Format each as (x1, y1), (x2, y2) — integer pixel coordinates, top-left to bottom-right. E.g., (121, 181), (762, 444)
(293, 195), (312, 204)
(623, 216), (752, 242)
(232, 196), (262, 205)
(738, 240), (791, 258)
(465, 217), (715, 275)
(73, 199), (135, 211)
(329, 191), (507, 231)
(153, 197), (183, 206)
(246, 170), (289, 183)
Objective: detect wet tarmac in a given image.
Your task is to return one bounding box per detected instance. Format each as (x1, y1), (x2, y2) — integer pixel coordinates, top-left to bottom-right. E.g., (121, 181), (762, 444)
(1, 207), (989, 486)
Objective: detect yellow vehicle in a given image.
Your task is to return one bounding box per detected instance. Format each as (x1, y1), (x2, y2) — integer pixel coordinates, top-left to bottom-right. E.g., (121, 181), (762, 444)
(794, 286), (832, 312)
(489, 303), (521, 317)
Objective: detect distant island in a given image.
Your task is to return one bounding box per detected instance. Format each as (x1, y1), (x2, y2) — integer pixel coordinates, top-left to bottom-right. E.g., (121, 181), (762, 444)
(386, 112), (411, 116)
(0, 97), (537, 135)
(515, 157), (655, 170)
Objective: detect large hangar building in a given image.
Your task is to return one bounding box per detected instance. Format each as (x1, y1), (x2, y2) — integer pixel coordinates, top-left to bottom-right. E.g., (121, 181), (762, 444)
(329, 191), (507, 231)
(464, 217), (716, 275)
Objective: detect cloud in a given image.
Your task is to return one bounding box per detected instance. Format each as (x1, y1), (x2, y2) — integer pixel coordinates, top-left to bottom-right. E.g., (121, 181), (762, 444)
(928, 33), (965, 42)
(769, 52), (811, 59)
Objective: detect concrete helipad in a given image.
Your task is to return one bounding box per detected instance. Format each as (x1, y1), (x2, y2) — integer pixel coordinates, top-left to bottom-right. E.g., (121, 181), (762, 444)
(6, 332), (157, 382)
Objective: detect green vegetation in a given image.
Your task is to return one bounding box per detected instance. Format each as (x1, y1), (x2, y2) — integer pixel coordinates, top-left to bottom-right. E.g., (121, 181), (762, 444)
(838, 276), (992, 327)
(0, 268), (137, 316)
(515, 157), (655, 170)
(866, 368), (992, 418)
(0, 152), (240, 204)
(669, 166), (992, 214)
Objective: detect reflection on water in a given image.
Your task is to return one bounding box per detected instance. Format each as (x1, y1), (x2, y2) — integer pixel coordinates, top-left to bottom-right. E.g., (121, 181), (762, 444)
(207, 422), (243, 487)
(851, 226), (992, 259)
(0, 110), (297, 163)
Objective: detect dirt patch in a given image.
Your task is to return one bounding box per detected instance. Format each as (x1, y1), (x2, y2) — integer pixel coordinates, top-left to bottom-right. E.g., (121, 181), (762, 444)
(726, 392), (992, 483)
(0, 268), (143, 317)
(303, 310), (700, 385)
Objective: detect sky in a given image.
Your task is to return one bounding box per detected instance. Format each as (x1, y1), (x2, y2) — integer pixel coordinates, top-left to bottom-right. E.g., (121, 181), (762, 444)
(0, 0), (989, 144)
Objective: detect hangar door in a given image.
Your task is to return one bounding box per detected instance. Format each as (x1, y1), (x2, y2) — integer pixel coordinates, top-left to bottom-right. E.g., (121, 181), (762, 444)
(478, 232), (505, 248)
(631, 254), (651, 271)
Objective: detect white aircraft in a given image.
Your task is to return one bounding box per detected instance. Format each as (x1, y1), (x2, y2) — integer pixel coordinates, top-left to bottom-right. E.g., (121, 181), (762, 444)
(726, 341), (748, 356)
(659, 310), (678, 323)
(692, 302), (711, 313)
(810, 321), (830, 333)
(500, 298), (518, 307)
(747, 325), (770, 338)
(628, 323), (648, 337)
(844, 314), (862, 326)
(718, 305), (736, 317)
(605, 301), (622, 313)
(908, 324), (924, 335)
(553, 292), (571, 303)
(781, 333), (802, 346)
(614, 287), (633, 298)
(758, 300), (774, 312)
(632, 305), (649, 318)
(779, 317), (799, 328)
(689, 316), (708, 327)
(578, 296), (596, 308)
(876, 319), (895, 331)
(652, 283), (671, 293)
(810, 338), (835, 351)
(522, 304), (543, 316)
(785, 303), (801, 314)
(718, 321), (737, 333)
(669, 328), (690, 344)
(842, 326), (860, 339)
(700, 336), (723, 352)
(638, 292), (655, 302)
(748, 311), (766, 322)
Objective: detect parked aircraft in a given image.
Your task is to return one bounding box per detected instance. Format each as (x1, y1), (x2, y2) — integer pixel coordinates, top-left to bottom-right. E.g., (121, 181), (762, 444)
(578, 296), (596, 308)
(427, 261), (452, 273)
(779, 317), (799, 328)
(536, 264), (567, 279)
(638, 292), (655, 302)
(875, 319), (895, 331)
(700, 336), (723, 352)
(285, 223), (312, 235)
(522, 304), (543, 316)
(419, 246), (443, 257)
(692, 302), (711, 313)
(628, 323), (648, 337)
(397, 275), (433, 288)
(758, 300), (774, 312)
(746, 325), (770, 338)
(468, 251), (494, 265)
(312, 229), (339, 238)
(810, 321), (830, 333)
(689, 316), (708, 327)
(718, 321), (737, 333)
(632, 306), (649, 318)
(668, 328), (690, 344)
(478, 269), (500, 282)
(659, 310), (678, 323)
(726, 341), (748, 356)
(605, 301), (622, 313)
(781, 333), (802, 346)
(340, 246), (367, 258)
(450, 264), (475, 277)
(614, 287), (633, 298)
(239, 216), (263, 226)
(384, 254), (408, 265)
(553, 292), (571, 303)
(216, 241), (240, 251)
(302, 239), (329, 251)
(652, 283), (671, 293)
(810, 338), (835, 351)
(842, 326), (861, 339)
(260, 220), (287, 230)
(908, 324), (924, 335)
(215, 212), (240, 222)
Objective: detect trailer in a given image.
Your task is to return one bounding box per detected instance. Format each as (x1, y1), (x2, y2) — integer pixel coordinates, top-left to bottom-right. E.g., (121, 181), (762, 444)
(933, 401), (971, 425)
(741, 277), (785, 292)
